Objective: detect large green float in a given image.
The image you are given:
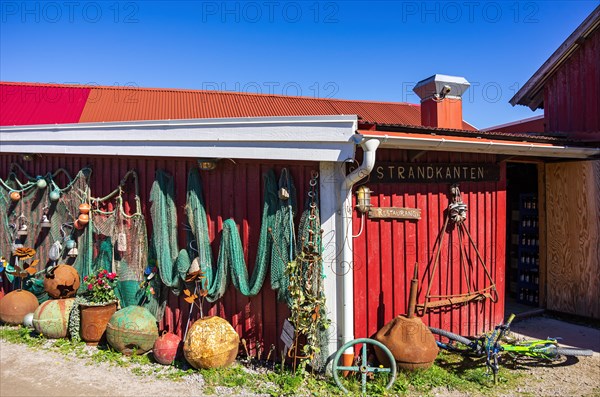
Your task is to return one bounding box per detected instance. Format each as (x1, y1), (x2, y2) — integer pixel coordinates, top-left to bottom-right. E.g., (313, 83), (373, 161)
(106, 306), (158, 355)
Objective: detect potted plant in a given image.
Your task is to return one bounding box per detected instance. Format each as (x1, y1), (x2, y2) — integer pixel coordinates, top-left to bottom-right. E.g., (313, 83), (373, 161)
(79, 269), (119, 345)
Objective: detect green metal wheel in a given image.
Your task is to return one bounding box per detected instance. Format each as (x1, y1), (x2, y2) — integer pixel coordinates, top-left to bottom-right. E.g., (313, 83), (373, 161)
(332, 338), (397, 395)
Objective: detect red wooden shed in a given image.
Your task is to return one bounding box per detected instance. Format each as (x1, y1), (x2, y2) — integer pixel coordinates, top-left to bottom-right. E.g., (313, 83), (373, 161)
(1, 68), (598, 363)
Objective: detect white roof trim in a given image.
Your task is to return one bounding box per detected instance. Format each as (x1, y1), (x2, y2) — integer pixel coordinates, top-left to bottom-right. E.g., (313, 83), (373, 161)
(369, 133), (600, 159)
(0, 115), (359, 162)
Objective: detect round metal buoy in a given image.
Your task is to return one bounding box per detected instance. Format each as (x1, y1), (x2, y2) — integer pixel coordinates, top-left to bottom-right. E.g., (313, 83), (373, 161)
(78, 203), (91, 214)
(0, 290), (39, 325)
(36, 178), (47, 189)
(32, 298), (76, 338)
(44, 265), (80, 299)
(183, 316), (239, 369)
(23, 313), (34, 328)
(106, 306), (158, 355)
(153, 331), (182, 365)
(9, 191), (21, 202)
(374, 315), (439, 370)
(49, 189), (61, 202)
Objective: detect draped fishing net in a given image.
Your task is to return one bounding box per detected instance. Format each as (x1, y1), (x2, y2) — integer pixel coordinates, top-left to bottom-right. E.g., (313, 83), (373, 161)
(0, 165), (91, 301)
(150, 168), (297, 303)
(89, 172), (154, 316)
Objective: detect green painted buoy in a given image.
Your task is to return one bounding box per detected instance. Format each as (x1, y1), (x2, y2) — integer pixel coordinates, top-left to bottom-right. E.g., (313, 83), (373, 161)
(106, 306), (158, 355)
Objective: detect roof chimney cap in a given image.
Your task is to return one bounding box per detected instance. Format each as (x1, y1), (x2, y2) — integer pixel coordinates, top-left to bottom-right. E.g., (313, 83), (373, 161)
(413, 74), (470, 101)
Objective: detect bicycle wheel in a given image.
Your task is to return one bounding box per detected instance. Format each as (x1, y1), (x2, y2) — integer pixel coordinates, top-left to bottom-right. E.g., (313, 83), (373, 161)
(556, 347), (594, 357)
(429, 327), (474, 347)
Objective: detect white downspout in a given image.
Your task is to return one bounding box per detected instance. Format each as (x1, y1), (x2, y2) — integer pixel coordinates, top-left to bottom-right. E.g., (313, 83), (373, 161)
(340, 138), (380, 363)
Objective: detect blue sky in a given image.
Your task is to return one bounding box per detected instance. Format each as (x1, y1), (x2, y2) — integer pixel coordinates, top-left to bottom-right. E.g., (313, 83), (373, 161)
(1, 0), (598, 128)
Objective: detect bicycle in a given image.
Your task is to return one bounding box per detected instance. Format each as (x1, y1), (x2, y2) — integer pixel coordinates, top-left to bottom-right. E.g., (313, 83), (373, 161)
(429, 314), (594, 384)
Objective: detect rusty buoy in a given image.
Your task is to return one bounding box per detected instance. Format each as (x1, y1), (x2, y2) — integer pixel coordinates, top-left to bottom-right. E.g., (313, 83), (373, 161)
(0, 290), (39, 325)
(44, 265), (80, 299)
(183, 316), (239, 369)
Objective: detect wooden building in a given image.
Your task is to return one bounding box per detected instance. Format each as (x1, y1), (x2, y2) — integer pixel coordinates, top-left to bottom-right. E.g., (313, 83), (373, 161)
(504, 5), (600, 319)
(1, 13), (599, 359)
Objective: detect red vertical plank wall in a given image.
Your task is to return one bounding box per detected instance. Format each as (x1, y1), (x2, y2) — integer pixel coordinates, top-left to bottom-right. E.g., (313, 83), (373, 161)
(0, 153), (317, 354)
(352, 149), (506, 339)
(544, 28), (600, 136)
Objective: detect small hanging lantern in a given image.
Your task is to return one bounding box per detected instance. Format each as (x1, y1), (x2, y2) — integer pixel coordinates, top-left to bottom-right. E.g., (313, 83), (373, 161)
(67, 246), (78, 258)
(40, 213), (51, 228)
(9, 191), (21, 202)
(49, 189), (61, 202)
(197, 159), (217, 171)
(17, 216), (28, 237)
(36, 177), (47, 189)
(66, 238), (78, 258)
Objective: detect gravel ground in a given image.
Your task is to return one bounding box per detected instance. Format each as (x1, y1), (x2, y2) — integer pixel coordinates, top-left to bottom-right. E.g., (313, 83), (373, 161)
(1, 316), (599, 397)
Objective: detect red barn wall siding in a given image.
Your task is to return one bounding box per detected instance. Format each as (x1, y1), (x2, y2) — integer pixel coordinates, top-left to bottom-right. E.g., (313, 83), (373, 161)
(544, 27), (600, 136)
(0, 153), (317, 354)
(352, 149), (506, 339)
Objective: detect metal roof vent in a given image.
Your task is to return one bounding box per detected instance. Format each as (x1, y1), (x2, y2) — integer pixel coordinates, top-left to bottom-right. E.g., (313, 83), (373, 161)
(413, 74), (471, 101)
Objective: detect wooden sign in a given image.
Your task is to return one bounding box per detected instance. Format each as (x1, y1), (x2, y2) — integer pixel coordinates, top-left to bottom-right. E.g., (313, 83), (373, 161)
(369, 207), (421, 220)
(351, 163), (501, 183)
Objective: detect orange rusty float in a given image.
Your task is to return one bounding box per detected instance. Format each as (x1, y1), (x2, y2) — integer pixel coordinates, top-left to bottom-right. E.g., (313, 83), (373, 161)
(0, 290), (39, 325)
(44, 264), (80, 299)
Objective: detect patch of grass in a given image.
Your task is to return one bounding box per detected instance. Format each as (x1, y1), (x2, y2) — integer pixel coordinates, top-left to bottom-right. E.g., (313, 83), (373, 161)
(200, 364), (256, 394)
(2, 325), (528, 396)
(0, 326), (46, 348)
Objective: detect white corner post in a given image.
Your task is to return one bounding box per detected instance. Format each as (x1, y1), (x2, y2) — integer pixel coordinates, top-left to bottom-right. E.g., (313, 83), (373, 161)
(319, 160), (344, 368)
(339, 138), (380, 365)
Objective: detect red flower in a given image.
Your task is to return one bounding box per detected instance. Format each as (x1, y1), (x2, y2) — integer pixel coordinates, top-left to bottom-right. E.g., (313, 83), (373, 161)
(107, 272), (116, 280)
(87, 284), (93, 290)
(98, 272), (104, 279)
(83, 276), (88, 282)
(97, 279), (104, 285)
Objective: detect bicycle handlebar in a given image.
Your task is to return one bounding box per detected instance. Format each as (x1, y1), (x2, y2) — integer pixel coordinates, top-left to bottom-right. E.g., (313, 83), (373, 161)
(505, 313), (516, 327)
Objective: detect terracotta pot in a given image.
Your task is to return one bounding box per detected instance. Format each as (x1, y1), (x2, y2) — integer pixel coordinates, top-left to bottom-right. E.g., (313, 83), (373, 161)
(78, 203), (91, 214)
(183, 316), (239, 369)
(0, 290), (39, 325)
(80, 302), (117, 346)
(44, 264), (80, 299)
(106, 306), (158, 355)
(32, 298), (76, 338)
(153, 331), (182, 365)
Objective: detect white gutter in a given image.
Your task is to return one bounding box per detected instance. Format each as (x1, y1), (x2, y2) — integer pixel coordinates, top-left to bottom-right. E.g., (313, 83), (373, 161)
(371, 134), (600, 159)
(0, 115), (358, 162)
(340, 138), (380, 362)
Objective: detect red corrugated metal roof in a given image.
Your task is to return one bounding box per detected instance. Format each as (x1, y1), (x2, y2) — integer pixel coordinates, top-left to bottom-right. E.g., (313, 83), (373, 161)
(0, 81), (473, 129)
(0, 84), (90, 126)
